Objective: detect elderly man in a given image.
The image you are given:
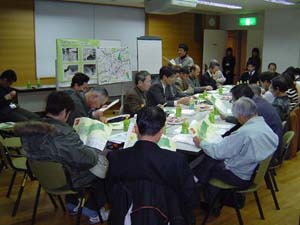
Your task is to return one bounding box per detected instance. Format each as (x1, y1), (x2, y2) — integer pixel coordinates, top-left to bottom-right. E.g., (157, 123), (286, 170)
(107, 106), (197, 224)
(67, 87), (109, 125)
(193, 97), (278, 210)
(123, 71), (151, 116)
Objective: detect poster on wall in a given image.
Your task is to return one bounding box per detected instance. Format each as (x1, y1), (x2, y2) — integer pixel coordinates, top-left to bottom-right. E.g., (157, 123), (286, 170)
(96, 47), (131, 85)
(56, 39), (100, 86)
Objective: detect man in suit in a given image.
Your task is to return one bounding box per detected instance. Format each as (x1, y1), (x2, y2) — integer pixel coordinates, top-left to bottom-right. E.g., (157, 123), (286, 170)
(188, 64), (213, 93)
(147, 66), (190, 107)
(107, 106), (197, 225)
(123, 71), (151, 116)
(201, 61), (219, 90)
(240, 61), (259, 84)
(174, 67), (194, 97)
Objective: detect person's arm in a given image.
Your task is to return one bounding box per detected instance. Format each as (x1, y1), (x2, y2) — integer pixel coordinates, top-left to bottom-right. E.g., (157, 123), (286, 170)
(216, 71), (226, 84)
(55, 131), (98, 171)
(272, 101), (287, 121)
(200, 134), (244, 160)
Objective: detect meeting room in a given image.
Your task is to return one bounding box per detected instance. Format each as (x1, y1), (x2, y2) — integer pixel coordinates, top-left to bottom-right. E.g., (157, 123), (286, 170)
(1, 0), (300, 225)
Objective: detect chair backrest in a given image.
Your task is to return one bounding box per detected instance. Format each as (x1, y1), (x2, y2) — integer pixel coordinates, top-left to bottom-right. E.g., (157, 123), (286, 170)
(252, 155), (273, 185)
(0, 135), (23, 169)
(289, 109), (299, 158)
(280, 131), (295, 161)
(28, 159), (69, 190)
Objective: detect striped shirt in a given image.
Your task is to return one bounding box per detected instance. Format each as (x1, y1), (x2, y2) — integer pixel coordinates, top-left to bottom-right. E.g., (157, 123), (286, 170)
(286, 88), (299, 111)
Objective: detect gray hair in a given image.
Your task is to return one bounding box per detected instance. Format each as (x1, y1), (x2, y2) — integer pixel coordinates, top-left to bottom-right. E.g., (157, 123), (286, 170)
(249, 84), (261, 96)
(135, 71), (151, 85)
(88, 87), (109, 97)
(232, 97), (257, 118)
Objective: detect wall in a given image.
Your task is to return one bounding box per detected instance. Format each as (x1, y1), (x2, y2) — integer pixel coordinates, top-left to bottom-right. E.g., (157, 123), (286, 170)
(262, 9), (300, 73)
(146, 13), (202, 67)
(0, 0), (38, 86)
(220, 13), (264, 63)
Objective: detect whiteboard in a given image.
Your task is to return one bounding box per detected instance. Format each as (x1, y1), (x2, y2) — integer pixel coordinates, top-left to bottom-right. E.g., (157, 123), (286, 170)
(34, 0), (145, 78)
(137, 38), (162, 74)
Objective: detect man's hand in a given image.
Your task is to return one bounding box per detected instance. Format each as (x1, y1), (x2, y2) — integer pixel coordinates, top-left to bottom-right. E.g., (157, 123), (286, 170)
(177, 97), (190, 105)
(99, 116), (108, 124)
(205, 86), (213, 91)
(4, 90), (16, 100)
(193, 136), (201, 148)
(219, 112), (226, 120)
(92, 110), (104, 119)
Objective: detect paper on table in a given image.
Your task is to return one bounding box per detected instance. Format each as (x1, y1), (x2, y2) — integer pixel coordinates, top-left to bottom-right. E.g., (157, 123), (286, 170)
(98, 99), (119, 112)
(172, 134), (194, 146)
(108, 121), (123, 130)
(182, 109), (195, 116)
(73, 117), (112, 151)
(170, 59), (176, 66)
(108, 132), (127, 144)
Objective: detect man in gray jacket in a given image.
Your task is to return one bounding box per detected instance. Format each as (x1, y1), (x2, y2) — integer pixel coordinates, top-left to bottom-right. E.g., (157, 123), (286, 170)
(15, 91), (108, 224)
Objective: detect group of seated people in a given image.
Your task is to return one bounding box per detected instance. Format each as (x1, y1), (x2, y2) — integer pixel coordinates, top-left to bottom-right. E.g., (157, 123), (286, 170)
(0, 60), (299, 224)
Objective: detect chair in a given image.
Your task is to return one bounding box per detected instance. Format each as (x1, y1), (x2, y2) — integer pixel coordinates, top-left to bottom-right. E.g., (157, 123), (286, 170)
(0, 135), (29, 217)
(288, 108), (299, 158)
(28, 159), (89, 225)
(201, 155), (273, 225)
(269, 131), (295, 192)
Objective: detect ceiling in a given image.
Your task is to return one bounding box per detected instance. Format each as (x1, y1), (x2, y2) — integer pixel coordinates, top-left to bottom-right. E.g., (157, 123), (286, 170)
(62, 0), (300, 14)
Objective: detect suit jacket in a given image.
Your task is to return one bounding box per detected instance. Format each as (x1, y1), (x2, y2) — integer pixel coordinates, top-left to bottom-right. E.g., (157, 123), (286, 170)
(240, 71), (259, 84)
(174, 77), (194, 97)
(123, 87), (147, 117)
(147, 80), (178, 107)
(201, 71), (217, 90)
(107, 140), (197, 225)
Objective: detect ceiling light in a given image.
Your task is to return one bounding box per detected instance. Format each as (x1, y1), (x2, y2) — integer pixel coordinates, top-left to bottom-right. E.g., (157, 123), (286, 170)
(264, 0), (295, 5)
(197, 0), (242, 9)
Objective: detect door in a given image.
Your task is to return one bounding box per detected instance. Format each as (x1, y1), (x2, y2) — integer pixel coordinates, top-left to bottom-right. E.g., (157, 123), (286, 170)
(202, 29), (227, 69)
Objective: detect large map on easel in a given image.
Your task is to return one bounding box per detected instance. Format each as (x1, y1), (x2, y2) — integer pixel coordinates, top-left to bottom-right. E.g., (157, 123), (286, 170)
(96, 47), (131, 85)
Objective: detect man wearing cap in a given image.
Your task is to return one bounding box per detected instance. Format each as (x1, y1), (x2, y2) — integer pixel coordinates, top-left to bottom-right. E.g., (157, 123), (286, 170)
(174, 43), (194, 68)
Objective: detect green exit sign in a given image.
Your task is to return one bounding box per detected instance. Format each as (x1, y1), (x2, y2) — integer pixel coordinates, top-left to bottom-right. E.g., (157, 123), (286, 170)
(239, 17), (257, 26)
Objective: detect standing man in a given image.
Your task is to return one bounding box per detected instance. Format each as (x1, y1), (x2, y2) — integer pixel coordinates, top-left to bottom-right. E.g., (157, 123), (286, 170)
(174, 43), (194, 68)
(123, 71), (152, 117)
(0, 70), (40, 122)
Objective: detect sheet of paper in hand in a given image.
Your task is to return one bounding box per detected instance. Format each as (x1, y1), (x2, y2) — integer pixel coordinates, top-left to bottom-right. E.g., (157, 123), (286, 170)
(73, 117), (112, 151)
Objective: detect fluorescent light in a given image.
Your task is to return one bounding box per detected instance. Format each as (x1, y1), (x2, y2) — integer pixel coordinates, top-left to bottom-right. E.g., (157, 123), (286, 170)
(264, 0), (295, 5)
(197, 0), (242, 9)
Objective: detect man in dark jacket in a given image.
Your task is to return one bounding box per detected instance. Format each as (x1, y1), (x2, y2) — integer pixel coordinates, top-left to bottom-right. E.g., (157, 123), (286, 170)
(67, 87), (109, 126)
(147, 66), (190, 107)
(0, 70), (40, 122)
(15, 91), (108, 224)
(240, 61), (259, 84)
(201, 62), (218, 90)
(123, 71), (151, 117)
(107, 106), (197, 225)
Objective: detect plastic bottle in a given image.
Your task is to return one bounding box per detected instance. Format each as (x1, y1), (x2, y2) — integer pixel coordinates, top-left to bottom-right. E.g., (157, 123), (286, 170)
(26, 81), (32, 89)
(36, 79), (42, 88)
(218, 85), (223, 95)
(123, 116), (130, 132)
(176, 104), (182, 118)
(189, 97), (195, 110)
(181, 118), (189, 134)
